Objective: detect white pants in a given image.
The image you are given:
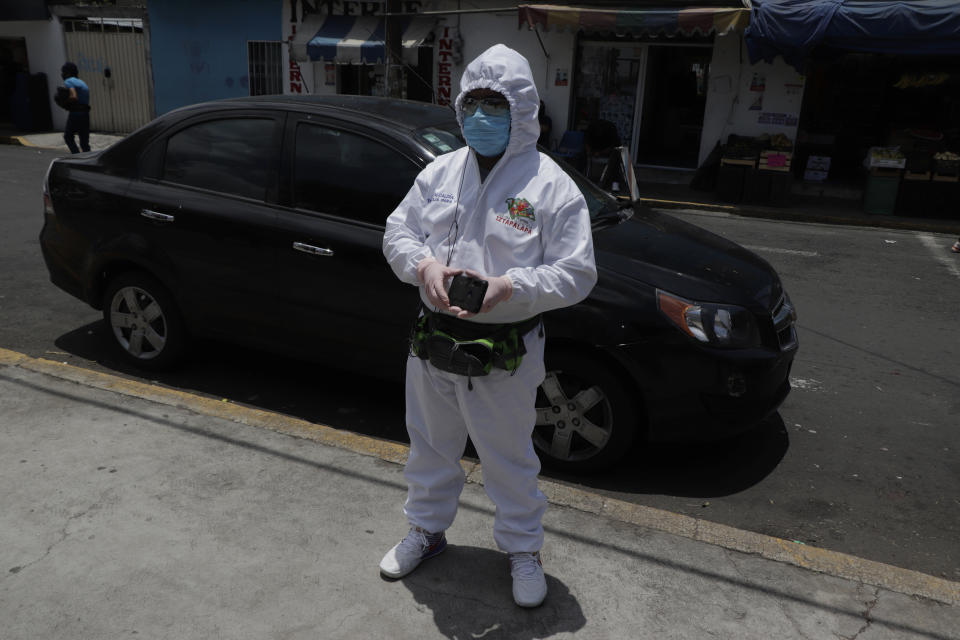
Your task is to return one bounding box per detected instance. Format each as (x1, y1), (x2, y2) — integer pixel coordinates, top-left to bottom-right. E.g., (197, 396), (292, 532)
(403, 327), (547, 553)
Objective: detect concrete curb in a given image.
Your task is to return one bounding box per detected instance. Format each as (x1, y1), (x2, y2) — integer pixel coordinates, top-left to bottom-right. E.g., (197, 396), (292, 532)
(0, 135), (30, 147)
(1, 345), (958, 606)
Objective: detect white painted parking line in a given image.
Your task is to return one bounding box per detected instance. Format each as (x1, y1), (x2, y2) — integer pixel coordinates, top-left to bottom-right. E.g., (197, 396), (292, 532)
(743, 245), (819, 258)
(790, 377), (825, 392)
(916, 232), (960, 279)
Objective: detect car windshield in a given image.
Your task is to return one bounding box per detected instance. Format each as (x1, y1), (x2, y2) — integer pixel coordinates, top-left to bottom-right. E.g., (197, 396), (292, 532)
(414, 123), (625, 222)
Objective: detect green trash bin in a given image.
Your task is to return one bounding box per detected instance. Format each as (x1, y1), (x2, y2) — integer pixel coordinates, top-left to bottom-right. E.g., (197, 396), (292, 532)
(863, 170), (901, 215)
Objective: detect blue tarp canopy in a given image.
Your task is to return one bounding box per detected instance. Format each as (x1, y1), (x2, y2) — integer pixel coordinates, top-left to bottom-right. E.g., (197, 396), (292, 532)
(745, 0), (960, 72)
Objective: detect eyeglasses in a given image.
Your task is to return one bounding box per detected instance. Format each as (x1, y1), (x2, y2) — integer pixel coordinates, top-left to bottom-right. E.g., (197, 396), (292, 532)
(462, 96), (510, 117)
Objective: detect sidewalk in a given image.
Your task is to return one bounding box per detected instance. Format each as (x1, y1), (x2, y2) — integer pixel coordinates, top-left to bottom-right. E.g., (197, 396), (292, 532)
(3, 129), (959, 235)
(1, 348), (958, 639)
(638, 180), (960, 236)
(0, 130), (123, 153)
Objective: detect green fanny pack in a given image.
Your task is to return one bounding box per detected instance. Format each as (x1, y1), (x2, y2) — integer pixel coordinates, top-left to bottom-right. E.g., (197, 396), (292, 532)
(410, 309), (541, 379)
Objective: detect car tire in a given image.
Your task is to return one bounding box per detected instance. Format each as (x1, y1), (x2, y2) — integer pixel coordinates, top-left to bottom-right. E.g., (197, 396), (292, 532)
(102, 271), (186, 370)
(534, 348), (637, 473)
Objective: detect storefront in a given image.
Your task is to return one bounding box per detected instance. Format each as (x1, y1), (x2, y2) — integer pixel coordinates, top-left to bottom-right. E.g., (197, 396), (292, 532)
(283, 0), (817, 195)
(0, 0), (66, 132)
(518, 4), (750, 172)
(286, 1), (435, 101)
(746, 0), (960, 217)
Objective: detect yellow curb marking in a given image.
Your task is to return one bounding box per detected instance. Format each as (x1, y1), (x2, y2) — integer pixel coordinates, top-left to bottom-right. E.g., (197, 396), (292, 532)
(1, 346), (957, 605)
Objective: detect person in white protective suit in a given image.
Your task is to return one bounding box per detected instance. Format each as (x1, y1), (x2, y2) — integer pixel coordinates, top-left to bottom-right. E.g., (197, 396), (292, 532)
(380, 44), (597, 608)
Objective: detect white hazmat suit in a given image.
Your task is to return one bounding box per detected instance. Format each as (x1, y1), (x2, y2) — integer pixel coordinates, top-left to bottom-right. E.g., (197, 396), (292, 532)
(383, 44), (597, 553)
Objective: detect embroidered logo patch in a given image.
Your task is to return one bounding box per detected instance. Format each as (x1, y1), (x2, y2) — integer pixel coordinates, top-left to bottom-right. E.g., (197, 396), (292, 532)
(496, 197), (535, 235)
(505, 197), (536, 222)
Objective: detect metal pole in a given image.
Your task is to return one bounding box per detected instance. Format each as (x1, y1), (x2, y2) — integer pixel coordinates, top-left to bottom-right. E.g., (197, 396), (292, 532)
(385, 0), (403, 98)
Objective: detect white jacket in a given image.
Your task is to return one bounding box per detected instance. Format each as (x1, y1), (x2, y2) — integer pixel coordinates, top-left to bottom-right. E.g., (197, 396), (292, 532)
(383, 44), (597, 325)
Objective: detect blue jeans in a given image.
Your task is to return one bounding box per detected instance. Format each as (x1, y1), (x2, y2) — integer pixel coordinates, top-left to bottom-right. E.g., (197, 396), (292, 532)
(64, 111), (90, 153)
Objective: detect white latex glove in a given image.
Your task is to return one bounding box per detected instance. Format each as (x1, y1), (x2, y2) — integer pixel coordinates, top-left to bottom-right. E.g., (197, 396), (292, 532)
(417, 257), (462, 311)
(453, 269), (513, 319)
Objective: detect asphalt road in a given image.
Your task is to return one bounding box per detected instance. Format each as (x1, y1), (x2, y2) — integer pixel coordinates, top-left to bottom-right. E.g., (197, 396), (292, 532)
(2, 144), (958, 582)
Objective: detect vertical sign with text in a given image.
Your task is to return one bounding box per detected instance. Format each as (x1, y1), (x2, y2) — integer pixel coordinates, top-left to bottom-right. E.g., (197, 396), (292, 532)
(436, 26), (455, 106)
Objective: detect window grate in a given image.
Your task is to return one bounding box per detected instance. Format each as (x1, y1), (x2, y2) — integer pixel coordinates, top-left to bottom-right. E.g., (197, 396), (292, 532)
(247, 41), (283, 96)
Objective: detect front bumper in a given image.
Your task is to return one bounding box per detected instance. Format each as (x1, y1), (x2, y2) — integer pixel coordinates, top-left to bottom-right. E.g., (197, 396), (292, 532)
(606, 337), (796, 443)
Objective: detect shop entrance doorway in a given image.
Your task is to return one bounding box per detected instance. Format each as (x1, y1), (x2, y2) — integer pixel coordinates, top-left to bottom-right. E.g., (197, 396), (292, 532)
(572, 40), (711, 173)
(634, 45), (711, 169)
(0, 37), (29, 127)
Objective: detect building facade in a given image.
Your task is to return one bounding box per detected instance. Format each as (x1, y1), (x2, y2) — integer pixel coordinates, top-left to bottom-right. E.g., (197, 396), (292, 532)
(283, 0), (805, 173)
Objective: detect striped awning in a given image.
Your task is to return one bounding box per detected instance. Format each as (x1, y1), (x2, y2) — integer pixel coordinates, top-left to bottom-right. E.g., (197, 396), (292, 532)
(518, 4), (750, 37)
(291, 14), (435, 64)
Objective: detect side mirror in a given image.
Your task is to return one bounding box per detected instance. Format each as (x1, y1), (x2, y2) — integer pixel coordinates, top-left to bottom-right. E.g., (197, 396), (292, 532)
(599, 146), (640, 203)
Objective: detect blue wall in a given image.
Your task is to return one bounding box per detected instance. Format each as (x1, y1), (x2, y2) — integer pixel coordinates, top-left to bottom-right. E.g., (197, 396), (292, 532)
(148, 0), (281, 115)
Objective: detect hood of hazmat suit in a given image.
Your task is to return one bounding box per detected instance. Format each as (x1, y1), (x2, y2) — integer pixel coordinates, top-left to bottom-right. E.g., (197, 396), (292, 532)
(383, 44), (597, 325)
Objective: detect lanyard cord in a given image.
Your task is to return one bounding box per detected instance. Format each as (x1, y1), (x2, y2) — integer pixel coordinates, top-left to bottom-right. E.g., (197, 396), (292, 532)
(445, 150), (470, 268)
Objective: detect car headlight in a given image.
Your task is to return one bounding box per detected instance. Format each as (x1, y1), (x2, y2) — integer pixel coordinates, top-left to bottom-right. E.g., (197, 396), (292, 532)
(656, 289), (760, 348)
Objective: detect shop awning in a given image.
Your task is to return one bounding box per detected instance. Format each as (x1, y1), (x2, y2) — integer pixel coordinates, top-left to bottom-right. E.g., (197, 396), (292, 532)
(746, 0), (960, 72)
(290, 14), (435, 65)
(517, 4), (750, 37)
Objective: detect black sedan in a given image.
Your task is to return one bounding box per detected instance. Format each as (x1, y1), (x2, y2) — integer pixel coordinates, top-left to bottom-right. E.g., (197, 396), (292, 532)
(40, 95), (797, 473)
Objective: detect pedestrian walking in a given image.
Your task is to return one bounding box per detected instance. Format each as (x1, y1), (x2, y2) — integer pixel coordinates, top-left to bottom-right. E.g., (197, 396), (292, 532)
(59, 62), (90, 153)
(381, 44), (597, 608)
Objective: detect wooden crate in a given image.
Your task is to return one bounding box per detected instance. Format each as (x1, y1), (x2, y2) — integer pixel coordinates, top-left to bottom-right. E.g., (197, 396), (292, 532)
(932, 173), (959, 182)
(903, 171), (931, 181)
(721, 157), (756, 168)
(759, 150), (792, 172)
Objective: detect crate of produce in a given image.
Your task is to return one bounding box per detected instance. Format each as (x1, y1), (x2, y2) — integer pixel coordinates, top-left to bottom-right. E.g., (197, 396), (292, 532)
(720, 157), (756, 168)
(759, 150), (792, 172)
(868, 147), (906, 169)
(934, 151), (959, 178)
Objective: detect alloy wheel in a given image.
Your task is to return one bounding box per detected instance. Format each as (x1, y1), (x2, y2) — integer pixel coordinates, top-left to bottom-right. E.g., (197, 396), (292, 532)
(534, 370), (614, 463)
(109, 285), (168, 360)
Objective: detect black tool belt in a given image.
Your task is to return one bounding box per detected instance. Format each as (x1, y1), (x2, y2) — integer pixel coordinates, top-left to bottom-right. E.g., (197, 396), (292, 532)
(410, 306), (541, 380)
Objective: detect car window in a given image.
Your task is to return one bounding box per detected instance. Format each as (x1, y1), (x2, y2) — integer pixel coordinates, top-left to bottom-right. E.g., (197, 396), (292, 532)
(294, 122), (420, 225)
(415, 126), (465, 156)
(163, 118), (277, 201)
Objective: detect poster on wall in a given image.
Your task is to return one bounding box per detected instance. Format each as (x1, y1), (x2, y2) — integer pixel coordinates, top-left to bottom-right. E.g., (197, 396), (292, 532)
(784, 82), (804, 96)
(555, 69), (568, 86)
(749, 94), (763, 111)
(758, 112), (799, 127)
(750, 73), (766, 92)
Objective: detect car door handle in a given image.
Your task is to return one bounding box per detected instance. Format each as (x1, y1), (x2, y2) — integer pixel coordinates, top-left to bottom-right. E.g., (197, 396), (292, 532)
(293, 242), (334, 257)
(140, 209), (175, 222)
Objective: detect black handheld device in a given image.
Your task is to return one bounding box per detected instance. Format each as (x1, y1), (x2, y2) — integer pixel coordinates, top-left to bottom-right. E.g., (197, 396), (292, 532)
(448, 274), (488, 314)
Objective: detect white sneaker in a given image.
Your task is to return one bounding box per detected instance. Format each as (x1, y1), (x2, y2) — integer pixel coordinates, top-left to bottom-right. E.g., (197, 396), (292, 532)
(510, 551), (547, 607)
(379, 527), (447, 578)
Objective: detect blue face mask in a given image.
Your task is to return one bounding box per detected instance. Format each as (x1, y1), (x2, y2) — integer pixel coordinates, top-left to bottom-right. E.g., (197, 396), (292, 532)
(462, 108), (511, 157)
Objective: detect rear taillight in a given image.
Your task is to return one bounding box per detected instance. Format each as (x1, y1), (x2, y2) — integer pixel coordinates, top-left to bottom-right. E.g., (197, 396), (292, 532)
(42, 160), (55, 215)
